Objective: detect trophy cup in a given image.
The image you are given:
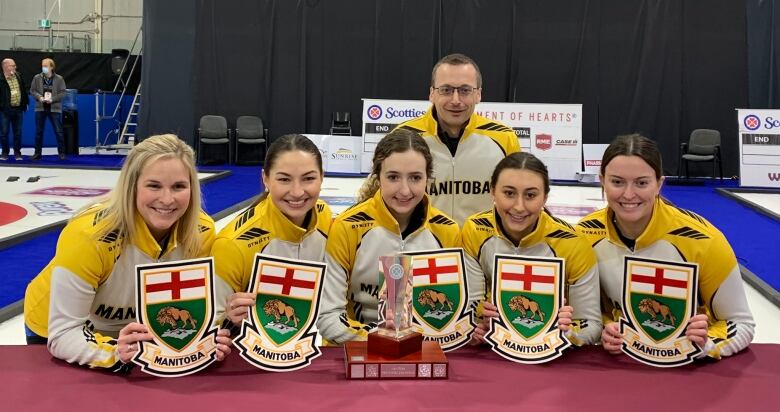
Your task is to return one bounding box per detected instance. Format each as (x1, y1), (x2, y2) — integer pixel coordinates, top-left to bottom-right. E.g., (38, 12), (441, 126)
(344, 255), (448, 379)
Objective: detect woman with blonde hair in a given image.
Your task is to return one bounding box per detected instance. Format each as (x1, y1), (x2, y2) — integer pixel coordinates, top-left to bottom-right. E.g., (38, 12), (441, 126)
(24, 134), (232, 372)
(317, 128), (460, 344)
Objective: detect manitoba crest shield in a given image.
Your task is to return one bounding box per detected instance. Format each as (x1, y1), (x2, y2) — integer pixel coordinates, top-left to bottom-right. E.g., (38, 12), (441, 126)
(234, 254), (325, 371)
(485, 254), (570, 364)
(620, 256), (701, 367)
(134, 258), (219, 377)
(404, 248), (475, 351)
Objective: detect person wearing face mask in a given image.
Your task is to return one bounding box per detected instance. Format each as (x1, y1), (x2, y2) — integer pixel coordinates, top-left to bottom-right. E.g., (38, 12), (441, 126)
(576, 134), (754, 360)
(463, 152), (602, 347)
(29, 57), (66, 161)
(0, 58), (28, 161)
(317, 128), (461, 345)
(23, 134), (233, 372)
(211, 134), (332, 332)
(395, 53), (520, 225)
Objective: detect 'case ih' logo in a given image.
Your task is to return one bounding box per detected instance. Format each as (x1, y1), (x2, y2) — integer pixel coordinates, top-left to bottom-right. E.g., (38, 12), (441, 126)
(535, 134), (552, 151)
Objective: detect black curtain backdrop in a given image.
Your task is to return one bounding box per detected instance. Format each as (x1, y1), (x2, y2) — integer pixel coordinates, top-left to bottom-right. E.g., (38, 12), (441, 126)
(137, 0), (196, 142)
(747, 0), (780, 109)
(141, 0), (754, 176)
(0, 51), (133, 93)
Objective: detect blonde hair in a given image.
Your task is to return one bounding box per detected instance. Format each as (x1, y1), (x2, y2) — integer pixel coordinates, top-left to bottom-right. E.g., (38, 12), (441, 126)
(356, 128), (433, 203)
(42, 58), (55, 70)
(75, 134), (203, 257)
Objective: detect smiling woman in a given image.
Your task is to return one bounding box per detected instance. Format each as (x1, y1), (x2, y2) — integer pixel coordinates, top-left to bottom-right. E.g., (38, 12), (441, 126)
(462, 152), (602, 347)
(22, 134), (233, 372)
(577, 134), (756, 362)
(317, 128), (461, 345)
(210, 134), (332, 331)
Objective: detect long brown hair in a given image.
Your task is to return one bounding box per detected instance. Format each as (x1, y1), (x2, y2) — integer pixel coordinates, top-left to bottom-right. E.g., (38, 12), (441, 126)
(356, 128), (433, 203)
(256, 134), (323, 204)
(601, 133), (663, 180)
(490, 152), (550, 196)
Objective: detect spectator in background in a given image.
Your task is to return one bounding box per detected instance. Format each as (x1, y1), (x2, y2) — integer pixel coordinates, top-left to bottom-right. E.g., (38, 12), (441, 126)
(30, 57), (66, 160)
(0, 58), (29, 161)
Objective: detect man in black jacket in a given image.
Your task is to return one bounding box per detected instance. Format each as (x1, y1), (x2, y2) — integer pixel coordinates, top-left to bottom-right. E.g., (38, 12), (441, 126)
(0, 58), (29, 161)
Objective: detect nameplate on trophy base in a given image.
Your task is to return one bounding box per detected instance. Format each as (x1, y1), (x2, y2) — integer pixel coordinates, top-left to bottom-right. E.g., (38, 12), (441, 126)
(367, 329), (423, 358)
(344, 341), (448, 380)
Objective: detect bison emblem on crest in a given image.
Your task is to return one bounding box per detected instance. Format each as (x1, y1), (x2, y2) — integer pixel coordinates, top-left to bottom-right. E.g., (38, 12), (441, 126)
(156, 306), (198, 330)
(508, 295), (545, 322)
(263, 299), (300, 328)
(637, 298), (676, 325)
(417, 289), (454, 311)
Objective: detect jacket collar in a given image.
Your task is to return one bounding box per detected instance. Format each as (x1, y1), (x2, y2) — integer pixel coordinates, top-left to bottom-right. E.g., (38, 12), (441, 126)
(605, 196), (664, 250)
(260, 197), (319, 243)
(132, 211), (180, 258)
(371, 190), (430, 236)
(492, 207), (547, 247)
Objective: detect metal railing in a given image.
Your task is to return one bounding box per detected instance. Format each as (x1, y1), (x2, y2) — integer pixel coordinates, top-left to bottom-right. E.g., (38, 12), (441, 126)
(10, 31), (91, 52)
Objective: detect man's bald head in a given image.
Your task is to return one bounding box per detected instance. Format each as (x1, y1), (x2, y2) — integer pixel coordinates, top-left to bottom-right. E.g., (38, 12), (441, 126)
(2, 59), (16, 76)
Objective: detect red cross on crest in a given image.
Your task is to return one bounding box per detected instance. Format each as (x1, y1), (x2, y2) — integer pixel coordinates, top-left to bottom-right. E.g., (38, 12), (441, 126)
(632, 267), (687, 294)
(261, 268), (316, 296)
(501, 265), (554, 290)
(145, 270), (205, 300)
(414, 258), (458, 284)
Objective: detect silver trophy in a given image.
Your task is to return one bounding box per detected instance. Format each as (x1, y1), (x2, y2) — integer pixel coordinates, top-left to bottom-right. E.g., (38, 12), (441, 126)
(368, 254), (422, 357)
(378, 255), (414, 336)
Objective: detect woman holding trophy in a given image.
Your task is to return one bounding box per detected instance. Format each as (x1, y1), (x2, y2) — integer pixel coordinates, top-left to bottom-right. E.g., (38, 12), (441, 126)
(317, 129), (461, 344)
(463, 152), (602, 346)
(211, 134), (332, 330)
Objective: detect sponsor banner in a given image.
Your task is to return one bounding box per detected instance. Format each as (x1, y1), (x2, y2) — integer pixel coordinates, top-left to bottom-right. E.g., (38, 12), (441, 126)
(361, 99), (582, 179)
(620, 256), (701, 367)
(304, 134), (362, 174)
(582, 144), (609, 179)
(134, 258), (219, 377)
(234, 254), (326, 372)
(485, 254), (570, 364)
(736, 109), (780, 188)
(403, 248), (475, 352)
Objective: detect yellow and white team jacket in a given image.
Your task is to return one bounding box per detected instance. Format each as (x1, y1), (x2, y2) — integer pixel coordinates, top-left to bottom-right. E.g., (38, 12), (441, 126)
(317, 191), (461, 344)
(23, 206), (215, 371)
(211, 198), (332, 321)
(396, 107), (520, 225)
(462, 209), (602, 345)
(576, 197), (755, 359)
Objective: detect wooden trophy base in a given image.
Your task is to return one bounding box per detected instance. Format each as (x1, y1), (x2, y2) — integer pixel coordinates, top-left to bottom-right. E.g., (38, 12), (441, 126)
(344, 340), (448, 380)
(367, 329), (424, 358)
